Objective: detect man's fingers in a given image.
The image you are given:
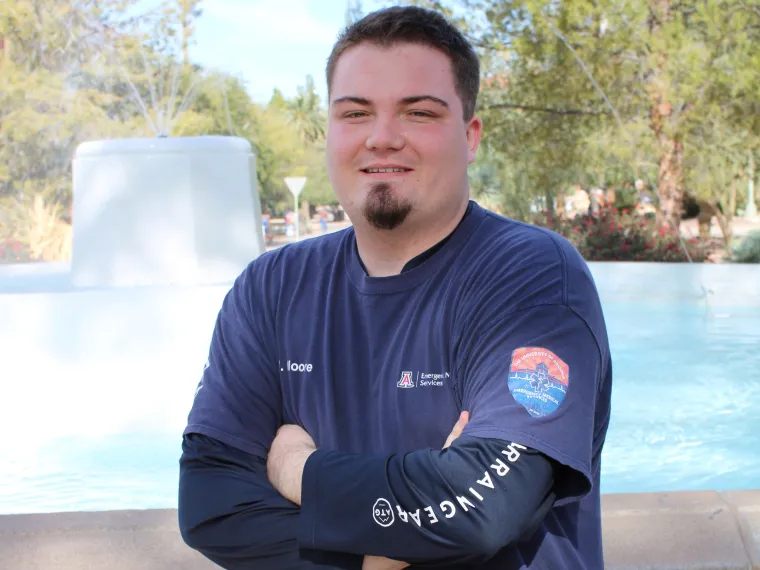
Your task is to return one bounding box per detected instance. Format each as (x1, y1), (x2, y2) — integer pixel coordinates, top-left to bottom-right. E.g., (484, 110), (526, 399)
(443, 411), (469, 449)
(362, 555), (409, 570)
(452, 411), (469, 435)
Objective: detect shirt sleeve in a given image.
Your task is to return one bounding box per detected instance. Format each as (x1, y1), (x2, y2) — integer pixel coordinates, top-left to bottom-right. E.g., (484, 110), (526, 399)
(457, 304), (602, 504)
(183, 259), (281, 459)
(297, 436), (556, 564)
(179, 433), (363, 570)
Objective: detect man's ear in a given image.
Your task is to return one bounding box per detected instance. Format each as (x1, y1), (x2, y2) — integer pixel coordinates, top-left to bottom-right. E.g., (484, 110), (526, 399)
(466, 115), (483, 164)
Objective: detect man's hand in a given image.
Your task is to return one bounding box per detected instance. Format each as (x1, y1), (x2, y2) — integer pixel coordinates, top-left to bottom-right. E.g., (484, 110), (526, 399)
(361, 411), (470, 570)
(266, 424), (317, 505)
(268, 413), (469, 566)
(443, 411), (469, 449)
(362, 555), (410, 570)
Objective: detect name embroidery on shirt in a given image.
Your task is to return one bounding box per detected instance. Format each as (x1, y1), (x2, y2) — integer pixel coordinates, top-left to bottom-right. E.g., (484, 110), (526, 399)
(281, 360), (313, 373)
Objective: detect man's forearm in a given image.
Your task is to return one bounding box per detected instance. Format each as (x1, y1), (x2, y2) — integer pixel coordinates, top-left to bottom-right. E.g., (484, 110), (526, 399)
(179, 433), (362, 570)
(294, 436), (555, 565)
(266, 435), (316, 505)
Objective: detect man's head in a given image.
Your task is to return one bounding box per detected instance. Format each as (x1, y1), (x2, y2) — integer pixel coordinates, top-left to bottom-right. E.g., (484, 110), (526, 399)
(327, 6), (480, 122)
(325, 6), (482, 232)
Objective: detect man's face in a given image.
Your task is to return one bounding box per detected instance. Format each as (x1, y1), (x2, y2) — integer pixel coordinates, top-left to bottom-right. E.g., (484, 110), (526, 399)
(326, 42), (481, 231)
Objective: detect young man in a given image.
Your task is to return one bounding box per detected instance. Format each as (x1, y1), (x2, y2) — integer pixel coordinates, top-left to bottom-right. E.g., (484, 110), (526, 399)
(179, 6), (612, 570)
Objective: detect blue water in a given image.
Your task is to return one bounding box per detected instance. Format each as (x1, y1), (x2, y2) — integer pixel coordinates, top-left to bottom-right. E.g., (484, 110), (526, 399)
(601, 301), (760, 494)
(1, 300), (758, 515)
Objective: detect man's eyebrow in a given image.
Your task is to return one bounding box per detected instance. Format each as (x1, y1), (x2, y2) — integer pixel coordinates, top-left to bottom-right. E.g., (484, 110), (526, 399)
(331, 95), (450, 108)
(401, 95), (449, 108)
(332, 96), (372, 106)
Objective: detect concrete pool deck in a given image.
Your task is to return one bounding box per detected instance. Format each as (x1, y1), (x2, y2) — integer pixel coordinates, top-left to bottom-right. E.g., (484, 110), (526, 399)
(0, 490), (758, 569)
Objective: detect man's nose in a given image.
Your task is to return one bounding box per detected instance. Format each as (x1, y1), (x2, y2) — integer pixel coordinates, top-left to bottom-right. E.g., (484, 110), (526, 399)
(365, 116), (405, 151)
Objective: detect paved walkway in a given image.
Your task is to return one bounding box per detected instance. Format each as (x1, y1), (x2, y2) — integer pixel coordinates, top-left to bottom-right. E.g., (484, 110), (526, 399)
(1, 489), (758, 569)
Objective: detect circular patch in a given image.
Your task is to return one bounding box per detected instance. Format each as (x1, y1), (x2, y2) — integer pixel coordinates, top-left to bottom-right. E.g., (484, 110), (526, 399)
(372, 498), (394, 527)
(507, 347), (569, 417)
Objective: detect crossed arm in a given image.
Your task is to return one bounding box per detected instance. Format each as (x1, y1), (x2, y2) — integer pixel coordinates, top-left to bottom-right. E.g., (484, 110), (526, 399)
(179, 411), (556, 570)
(265, 413), (472, 570)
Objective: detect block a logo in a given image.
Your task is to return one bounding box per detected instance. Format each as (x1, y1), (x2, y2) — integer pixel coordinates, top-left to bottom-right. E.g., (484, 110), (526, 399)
(397, 371), (415, 388)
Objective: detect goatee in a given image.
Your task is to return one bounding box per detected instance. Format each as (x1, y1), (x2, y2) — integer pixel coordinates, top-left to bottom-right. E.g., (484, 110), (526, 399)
(363, 183), (412, 230)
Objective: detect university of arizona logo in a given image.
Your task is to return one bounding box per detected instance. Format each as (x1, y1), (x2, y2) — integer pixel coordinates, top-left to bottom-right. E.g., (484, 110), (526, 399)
(397, 371), (415, 388)
(507, 347), (569, 417)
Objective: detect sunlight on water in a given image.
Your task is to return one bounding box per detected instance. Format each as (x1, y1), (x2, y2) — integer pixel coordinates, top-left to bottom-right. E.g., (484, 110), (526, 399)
(600, 302), (760, 494)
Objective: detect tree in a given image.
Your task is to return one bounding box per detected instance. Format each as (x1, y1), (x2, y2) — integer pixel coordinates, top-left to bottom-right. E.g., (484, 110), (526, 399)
(410, 0), (760, 230)
(0, 0), (264, 261)
(178, 0), (203, 66)
(286, 75), (327, 144)
(0, 0), (151, 210)
(250, 100), (311, 212)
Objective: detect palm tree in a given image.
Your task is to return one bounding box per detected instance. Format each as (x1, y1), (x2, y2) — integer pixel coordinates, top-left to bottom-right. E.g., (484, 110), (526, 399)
(286, 75), (326, 144)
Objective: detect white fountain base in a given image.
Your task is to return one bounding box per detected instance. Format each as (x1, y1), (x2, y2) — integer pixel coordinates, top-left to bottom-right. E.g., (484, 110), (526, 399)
(71, 136), (264, 288)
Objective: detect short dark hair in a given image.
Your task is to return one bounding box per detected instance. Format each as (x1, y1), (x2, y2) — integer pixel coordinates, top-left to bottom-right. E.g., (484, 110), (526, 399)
(326, 6), (480, 120)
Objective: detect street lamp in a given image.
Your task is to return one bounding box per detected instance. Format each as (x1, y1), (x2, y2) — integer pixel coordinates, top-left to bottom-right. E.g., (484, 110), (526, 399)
(284, 177), (307, 239)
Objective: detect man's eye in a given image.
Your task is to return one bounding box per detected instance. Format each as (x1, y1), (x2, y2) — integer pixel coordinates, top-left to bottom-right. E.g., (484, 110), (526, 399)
(409, 110), (434, 118)
(344, 111), (368, 119)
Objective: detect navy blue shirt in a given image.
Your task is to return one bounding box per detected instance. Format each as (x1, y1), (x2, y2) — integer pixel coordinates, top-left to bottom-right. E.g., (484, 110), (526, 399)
(184, 201), (613, 568)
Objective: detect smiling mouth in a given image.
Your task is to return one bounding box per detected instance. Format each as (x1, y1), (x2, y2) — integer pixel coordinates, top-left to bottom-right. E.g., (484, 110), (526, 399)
(361, 168), (412, 173)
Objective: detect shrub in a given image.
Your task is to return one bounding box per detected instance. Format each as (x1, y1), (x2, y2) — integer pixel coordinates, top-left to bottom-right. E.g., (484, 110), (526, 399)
(728, 230), (760, 263)
(1, 195), (72, 262)
(529, 206), (717, 262)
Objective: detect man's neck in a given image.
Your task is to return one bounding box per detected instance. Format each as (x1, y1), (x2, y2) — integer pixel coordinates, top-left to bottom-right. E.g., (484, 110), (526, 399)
(354, 200), (470, 277)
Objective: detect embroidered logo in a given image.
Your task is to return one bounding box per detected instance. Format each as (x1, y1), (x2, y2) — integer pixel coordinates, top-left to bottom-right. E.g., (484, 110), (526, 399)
(397, 371), (415, 388)
(507, 347), (569, 417)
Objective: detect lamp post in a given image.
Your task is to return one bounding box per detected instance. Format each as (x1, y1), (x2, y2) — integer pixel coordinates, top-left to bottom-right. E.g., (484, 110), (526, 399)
(284, 177), (307, 239)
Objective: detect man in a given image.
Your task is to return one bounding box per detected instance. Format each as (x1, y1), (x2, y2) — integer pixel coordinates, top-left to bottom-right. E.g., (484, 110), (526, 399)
(179, 6), (612, 570)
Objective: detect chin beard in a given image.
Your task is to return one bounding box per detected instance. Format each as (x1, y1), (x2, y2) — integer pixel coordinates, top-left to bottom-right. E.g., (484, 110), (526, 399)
(363, 183), (412, 230)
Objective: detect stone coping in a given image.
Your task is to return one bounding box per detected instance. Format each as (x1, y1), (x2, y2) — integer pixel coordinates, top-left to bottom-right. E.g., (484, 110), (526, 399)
(0, 490), (757, 569)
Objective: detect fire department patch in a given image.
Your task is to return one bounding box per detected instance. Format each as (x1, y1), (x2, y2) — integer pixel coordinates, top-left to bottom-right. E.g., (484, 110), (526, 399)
(507, 347), (569, 417)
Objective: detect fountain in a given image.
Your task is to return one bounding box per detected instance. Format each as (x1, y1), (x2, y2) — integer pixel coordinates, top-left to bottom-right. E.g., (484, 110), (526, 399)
(71, 135), (265, 288)
(0, 133), (266, 442)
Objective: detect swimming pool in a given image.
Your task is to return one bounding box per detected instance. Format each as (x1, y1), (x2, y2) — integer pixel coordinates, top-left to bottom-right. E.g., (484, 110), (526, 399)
(1, 266), (759, 515)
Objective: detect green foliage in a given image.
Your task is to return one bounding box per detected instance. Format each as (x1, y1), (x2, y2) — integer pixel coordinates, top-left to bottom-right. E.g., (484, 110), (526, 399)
(3, 0), (757, 262)
(468, 141), (535, 220)
(728, 230), (760, 264)
(0, 0), (339, 259)
(409, 0), (760, 225)
(251, 87), (336, 212)
(286, 75), (327, 144)
(530, 207), (718, 262)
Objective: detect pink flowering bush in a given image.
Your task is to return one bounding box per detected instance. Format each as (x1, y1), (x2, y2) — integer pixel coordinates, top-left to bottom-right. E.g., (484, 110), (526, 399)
(530, 207), (717, 262)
